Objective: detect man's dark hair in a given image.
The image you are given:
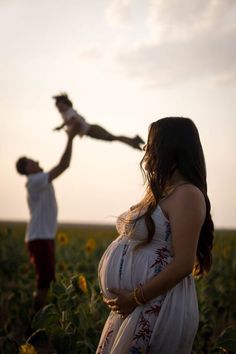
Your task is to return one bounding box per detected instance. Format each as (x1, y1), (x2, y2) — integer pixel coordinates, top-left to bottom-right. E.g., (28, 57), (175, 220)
(16, 157), (28, 175)
(52, 93), (73, 107)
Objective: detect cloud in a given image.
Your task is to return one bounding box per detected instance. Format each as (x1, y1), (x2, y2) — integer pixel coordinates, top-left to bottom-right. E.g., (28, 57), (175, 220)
(147, 0), (236, 42)
(113, 0), (236, 87)
(105, 0), (132, 28)
(79, 0), (236, 87)
(147, 0), (209, 42)
(116, 27), (236, 86)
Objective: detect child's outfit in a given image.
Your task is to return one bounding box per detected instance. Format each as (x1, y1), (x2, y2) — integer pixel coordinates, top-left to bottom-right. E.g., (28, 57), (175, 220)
(62, 108), (90, 137)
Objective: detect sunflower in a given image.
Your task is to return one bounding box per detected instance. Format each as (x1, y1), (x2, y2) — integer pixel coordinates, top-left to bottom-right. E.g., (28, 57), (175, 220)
(85, 238), (96, 253)
(19, 343), (38, 354)
(57, 232), (69, 246)
(78, 274), (88, 293)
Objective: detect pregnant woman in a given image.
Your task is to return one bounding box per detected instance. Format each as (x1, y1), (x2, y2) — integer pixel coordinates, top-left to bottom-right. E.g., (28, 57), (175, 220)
(96, 117), (214, 354)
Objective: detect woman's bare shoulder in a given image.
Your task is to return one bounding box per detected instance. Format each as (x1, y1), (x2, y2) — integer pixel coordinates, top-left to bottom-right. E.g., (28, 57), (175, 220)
(173, 184), (205, 202)
(161, 183), (206, 220)
(169, 183), (206, 217)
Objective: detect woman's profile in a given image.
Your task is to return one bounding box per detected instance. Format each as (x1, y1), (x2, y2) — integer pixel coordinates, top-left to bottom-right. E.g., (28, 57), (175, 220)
(96, 117), (214, 354)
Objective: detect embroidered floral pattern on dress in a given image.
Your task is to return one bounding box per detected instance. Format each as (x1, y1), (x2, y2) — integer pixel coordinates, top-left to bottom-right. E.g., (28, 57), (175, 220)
(165, 221), (171, 241)
(150, 246), (170, 268)
(145, 304), (162, 316)
(133, 312), (152, 341)
(128, 299), (164, 354)
(150, 245), (171, 276)
(119, 243), (128, 280)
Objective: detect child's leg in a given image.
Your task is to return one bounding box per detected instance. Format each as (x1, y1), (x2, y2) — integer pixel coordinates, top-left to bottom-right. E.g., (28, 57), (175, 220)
(87, 124), (144, 150)
(86, 124), (116, 141)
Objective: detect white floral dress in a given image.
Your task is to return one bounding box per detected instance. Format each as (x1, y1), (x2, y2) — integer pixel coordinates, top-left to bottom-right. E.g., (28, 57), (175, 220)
(96, 205), (199, 354)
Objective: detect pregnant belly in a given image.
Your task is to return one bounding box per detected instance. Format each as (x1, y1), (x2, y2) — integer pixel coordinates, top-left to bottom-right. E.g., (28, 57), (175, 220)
(98, 239), (172, 299)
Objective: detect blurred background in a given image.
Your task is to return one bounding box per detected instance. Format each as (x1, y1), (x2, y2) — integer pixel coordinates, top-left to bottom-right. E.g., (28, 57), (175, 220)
(0, 0), (235, 228)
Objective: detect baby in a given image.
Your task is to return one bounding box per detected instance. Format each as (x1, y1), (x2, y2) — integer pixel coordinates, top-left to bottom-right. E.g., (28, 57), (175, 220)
(53, 94), (90, 137)
(53, 93), (145, 150)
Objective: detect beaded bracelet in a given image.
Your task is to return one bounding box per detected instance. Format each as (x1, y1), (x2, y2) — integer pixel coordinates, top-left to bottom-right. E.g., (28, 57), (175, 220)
(133, 287), (145, 306)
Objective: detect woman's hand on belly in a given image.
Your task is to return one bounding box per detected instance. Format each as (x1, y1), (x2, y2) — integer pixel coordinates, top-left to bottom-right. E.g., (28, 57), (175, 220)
(102, 288), (137, 317)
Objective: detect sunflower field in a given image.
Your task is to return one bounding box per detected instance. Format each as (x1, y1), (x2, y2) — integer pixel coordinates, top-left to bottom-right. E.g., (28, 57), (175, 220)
(0, 222), (235, 354)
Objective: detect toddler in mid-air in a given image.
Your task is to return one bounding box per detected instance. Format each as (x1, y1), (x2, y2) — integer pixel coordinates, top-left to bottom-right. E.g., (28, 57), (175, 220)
(53, 93), (144, 150)
(53, 95), (90, 137)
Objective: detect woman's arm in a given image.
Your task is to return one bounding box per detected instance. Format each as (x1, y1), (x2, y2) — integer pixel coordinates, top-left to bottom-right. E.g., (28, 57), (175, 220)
(141, 185), (206, 301)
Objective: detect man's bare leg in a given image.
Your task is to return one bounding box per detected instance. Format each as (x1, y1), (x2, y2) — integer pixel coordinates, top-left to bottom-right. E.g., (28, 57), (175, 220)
(87, 124), (144, 150)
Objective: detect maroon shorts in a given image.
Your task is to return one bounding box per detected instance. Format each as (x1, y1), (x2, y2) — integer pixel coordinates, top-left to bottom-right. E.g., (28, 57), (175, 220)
(26, 239), (55, 289)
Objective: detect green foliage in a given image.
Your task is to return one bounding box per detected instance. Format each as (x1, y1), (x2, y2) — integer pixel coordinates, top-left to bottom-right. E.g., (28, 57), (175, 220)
(193, 231), (236, 353)
(216, 325), (236, 352)
(0, 222), (235, 353)
(0, 337), (18, 354)
(29, 267), (109, 352)
(26, 328), (49, 348)
(31, 304), (60, 331)
(0, 222), (112, 353)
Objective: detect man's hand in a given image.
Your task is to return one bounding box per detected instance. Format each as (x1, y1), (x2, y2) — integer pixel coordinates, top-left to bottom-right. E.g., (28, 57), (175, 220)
(102, 288), (137, 317)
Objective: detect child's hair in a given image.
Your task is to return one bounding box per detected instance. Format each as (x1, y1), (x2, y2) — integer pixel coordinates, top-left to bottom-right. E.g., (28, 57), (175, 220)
(52, 93), (73, 107)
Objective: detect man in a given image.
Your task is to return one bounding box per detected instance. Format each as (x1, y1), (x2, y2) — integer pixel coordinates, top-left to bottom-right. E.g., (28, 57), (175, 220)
(16, 123), (78, 310)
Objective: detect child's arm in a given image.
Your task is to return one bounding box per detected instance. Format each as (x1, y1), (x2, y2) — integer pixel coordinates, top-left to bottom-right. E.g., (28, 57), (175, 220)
(53, 122), (67, 131)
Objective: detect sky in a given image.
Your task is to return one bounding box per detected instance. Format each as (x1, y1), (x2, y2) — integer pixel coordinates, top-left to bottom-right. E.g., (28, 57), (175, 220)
(0, 0), (236, 228)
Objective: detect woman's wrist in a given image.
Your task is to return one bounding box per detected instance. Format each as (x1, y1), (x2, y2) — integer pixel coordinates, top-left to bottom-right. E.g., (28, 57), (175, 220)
(132, 285), (148, 306)
(139, 284), (148, 303)
(128, 292), (138, 308)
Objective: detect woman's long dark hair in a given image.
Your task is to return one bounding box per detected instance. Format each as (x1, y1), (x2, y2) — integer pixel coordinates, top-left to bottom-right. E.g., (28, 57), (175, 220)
(134, 117), (214, 276)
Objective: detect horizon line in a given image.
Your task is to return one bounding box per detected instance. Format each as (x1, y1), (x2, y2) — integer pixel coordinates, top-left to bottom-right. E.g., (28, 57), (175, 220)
(0, 219), (235, 231)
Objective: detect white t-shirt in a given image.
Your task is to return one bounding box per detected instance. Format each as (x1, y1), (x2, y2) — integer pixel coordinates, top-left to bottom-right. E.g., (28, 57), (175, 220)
(62, 108), (90, 137)
(25, 172), (58, 242)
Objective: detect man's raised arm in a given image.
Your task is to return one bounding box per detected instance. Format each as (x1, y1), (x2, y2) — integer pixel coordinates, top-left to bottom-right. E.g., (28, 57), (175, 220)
(48, 123), (78, 182)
